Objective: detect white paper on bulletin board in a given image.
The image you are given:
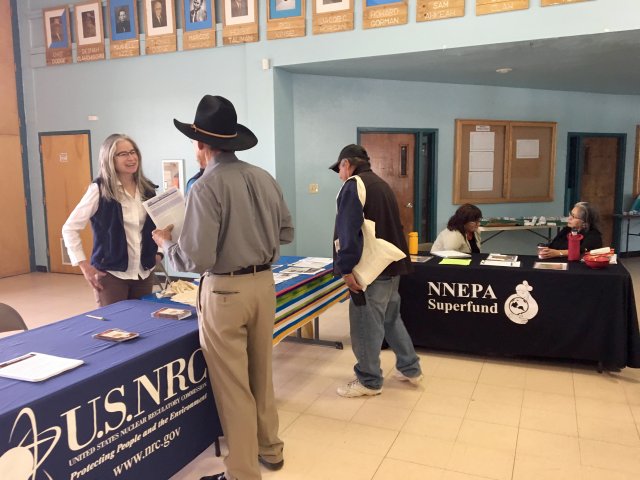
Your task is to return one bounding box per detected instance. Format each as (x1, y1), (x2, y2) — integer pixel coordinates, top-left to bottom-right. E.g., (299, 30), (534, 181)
(469, 151), (494, 171)
(516, 139), (539, 159)
(468, 171), (493, 191)
(470, 132), (495, 152)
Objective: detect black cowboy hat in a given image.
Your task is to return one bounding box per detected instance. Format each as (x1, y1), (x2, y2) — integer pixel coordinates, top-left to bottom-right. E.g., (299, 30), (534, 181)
(329, 144), (370, 172)
(173, 95), (258, 151)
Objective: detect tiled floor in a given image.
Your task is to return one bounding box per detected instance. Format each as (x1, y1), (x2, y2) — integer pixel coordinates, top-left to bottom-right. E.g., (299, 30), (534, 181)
(2, 260), (640, 480)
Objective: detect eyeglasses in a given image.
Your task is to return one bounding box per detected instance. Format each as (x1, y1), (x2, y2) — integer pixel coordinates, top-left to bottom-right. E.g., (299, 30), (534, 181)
(115, 150), (137, 158)
(569, 212), (583, 220)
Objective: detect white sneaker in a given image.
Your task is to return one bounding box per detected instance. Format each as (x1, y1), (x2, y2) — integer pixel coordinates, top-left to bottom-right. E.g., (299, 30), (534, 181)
(393, 370), (424, 386)
(336, 379), (382, 397)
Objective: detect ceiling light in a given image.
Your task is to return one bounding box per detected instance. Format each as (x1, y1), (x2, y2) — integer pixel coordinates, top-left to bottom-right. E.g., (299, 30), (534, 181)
(496, 67), (512, 74)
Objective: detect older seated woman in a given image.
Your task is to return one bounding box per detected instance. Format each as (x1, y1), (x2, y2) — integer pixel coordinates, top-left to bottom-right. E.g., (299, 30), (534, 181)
(538, 201), (603, 259)
(431, 203), (483, 254)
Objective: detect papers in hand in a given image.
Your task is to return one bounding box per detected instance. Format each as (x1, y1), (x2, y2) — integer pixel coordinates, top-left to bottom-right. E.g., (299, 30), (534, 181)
(0, 352), (83, 382)
(431, 250), (471, 258)
(143, 187), (185, 241)
(93, 328), (139, 342)
(151, 307), (192, 320)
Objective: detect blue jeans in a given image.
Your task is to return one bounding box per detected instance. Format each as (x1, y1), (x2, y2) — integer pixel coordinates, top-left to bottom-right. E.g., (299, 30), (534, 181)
(349, 275), (421, 390)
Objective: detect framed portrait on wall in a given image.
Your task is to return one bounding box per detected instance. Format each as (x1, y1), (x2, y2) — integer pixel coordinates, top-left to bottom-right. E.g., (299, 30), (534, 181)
(43, 6), (72, 65)
(74, 1), (105, 61)
(182, 0), (215, 49)
(109, 0), (138, 41)
(362, 0), (407, 29)
(267, 0), (305, 39)
(184, 0), (213, 30)
(44, 7), (70, 49)
(315, 0), (350, 14)
(224, 0), (257, 25)
(162, 160), (185, 194)
(222, 0), (259, 44)
(269, 0), (301, 19)
(144, 0), (176, 36)
(312, 0), (353, 34)
(144, 0), (177, 54)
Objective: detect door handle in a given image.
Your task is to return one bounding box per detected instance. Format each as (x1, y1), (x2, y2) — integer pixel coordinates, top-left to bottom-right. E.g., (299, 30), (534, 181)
(406, 203), (413, 208)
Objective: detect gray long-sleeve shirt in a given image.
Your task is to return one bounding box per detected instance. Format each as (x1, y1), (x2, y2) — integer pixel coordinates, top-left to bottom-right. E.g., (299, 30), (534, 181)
(164, 152), (294, 274)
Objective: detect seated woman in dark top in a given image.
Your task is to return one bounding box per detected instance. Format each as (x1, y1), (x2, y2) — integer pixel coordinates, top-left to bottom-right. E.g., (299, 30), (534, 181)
(538, 201), (603, 259)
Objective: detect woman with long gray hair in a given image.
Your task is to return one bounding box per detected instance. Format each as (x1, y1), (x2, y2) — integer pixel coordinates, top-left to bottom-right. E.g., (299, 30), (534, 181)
(538, 201), (603, 259)
(62, 134), (161, 306)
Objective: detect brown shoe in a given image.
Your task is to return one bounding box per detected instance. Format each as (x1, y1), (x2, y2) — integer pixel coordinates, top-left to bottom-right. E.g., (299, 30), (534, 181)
(259, 455), (284, 471)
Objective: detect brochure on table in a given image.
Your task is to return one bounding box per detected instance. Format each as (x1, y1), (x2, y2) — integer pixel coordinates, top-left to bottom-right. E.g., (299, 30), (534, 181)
(0, 352), (84, 382)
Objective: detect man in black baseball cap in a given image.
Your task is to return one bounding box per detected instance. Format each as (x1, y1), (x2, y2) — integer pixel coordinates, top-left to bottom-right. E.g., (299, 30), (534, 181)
(329, 143), (370, 173)
(329, 143), (423, 398)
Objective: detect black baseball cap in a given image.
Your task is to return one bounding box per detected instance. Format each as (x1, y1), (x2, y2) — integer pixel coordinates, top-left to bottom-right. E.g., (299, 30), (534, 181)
(329, 144), (370, 172)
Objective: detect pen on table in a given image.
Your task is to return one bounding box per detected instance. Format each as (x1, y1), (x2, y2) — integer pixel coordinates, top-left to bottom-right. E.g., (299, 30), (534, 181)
(86, 314), (106, 321)
(0, 353), (36, 369)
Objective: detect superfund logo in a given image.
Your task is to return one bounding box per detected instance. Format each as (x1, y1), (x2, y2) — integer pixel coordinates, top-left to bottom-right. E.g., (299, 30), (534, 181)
(427, 282), (499, 314)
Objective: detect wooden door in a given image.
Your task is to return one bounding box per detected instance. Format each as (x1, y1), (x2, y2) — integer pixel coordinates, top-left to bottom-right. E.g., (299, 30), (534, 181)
(0, 0), (30, 278)
(579, 137), (618, 248)
(360, 133), (416, 237)
(40, 133), (93, 274)
(0, 136), (30, 277)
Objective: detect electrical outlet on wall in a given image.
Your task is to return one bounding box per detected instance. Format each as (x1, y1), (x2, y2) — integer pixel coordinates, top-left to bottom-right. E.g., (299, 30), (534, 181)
(308, 183), (319, 194)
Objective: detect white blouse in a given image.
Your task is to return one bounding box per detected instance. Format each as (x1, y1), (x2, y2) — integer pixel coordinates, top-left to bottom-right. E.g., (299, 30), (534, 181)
(61, 182), (154, 280)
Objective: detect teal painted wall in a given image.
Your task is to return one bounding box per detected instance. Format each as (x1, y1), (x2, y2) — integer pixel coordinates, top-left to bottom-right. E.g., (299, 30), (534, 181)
(15, 0), (640, 265)
(292, 75), (640, 256)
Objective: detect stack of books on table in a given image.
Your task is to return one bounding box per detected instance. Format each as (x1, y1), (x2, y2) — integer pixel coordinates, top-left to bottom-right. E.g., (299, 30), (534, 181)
(480, 253), (520, 267)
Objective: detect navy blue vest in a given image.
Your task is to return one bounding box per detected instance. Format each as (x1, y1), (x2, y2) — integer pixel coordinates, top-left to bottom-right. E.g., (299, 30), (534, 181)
(90, 179), (158, 272)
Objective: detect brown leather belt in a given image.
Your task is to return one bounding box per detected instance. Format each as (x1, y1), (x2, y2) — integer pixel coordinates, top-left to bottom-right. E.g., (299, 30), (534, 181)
(215, 264), (271, 276)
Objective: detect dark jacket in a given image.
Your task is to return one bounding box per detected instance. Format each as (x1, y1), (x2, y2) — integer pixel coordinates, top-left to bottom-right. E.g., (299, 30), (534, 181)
(333, 165), (412, 277)
(90, 179), (158, 271)
(548, 226), (603, 254)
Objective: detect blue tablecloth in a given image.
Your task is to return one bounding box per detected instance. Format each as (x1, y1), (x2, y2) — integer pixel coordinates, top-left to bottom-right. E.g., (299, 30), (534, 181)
(0, 300), (221, 480)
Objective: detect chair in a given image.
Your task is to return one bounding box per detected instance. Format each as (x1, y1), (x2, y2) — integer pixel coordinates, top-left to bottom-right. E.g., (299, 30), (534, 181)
(0, 303), (28, 333)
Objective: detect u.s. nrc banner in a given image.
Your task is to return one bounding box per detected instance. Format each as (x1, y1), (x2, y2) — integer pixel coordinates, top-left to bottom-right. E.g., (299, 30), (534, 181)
(0, 301), (222, 480)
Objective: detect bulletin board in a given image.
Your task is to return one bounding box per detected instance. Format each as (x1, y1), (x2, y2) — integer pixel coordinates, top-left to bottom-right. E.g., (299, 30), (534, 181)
(454, 119), (556, 204)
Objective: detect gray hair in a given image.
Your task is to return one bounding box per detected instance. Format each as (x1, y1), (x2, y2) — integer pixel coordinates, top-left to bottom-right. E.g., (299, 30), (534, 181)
(573, 201), (600, 231)
(98, 134), (155, 202)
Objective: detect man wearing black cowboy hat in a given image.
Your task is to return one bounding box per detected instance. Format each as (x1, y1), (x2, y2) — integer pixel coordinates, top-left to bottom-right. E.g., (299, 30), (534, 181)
(152, 95), (293, 480)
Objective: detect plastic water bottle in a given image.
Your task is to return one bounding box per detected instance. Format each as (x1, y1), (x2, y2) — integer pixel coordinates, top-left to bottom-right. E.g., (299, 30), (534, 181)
(567, 228), (583, 261)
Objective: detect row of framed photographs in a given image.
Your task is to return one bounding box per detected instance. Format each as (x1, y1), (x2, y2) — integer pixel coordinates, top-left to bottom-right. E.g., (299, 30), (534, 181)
(44, 0), (410, 49)
(44, 0), (404, 49)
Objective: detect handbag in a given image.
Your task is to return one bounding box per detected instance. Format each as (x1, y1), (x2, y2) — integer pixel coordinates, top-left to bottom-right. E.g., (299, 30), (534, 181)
(339, 175), (406, 290)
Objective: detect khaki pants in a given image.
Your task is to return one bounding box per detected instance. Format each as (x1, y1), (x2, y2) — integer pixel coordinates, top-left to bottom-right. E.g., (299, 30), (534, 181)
(198, 270), (283, 480)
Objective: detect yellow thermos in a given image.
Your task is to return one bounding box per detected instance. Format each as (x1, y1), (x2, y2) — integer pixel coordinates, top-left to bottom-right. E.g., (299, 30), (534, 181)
(408, 232), (418, 255)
